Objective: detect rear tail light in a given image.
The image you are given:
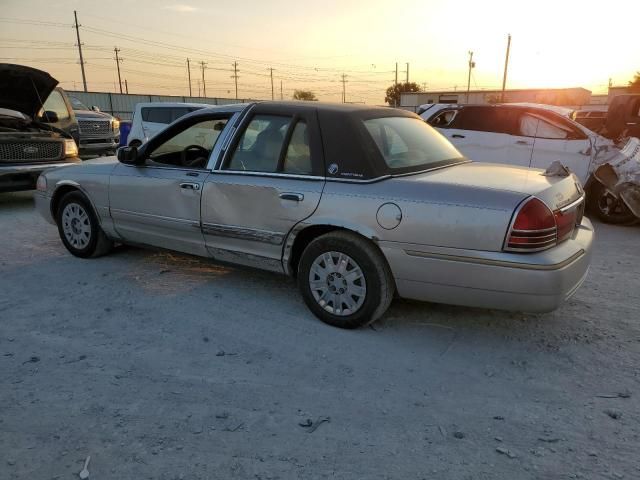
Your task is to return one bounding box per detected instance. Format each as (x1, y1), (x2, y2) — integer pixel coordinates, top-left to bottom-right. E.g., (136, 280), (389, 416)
(505, 197), (584, 252)
(505, 198), (557, 251)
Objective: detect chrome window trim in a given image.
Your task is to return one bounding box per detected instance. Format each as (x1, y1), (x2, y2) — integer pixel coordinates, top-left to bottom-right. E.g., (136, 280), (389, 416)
(209, 169), (324, 182)
(119, 163), (210, 174)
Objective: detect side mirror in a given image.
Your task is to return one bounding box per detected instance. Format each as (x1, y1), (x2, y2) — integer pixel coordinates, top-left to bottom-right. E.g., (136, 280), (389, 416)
(117, 146), (141, 165)
(40, 111), (59, 123)
(90, 105), (101, 112)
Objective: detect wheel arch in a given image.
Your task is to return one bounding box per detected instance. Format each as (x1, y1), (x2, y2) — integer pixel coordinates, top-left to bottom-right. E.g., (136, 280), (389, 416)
(50, 181), (101, 225)
(283, 220), (382, 277)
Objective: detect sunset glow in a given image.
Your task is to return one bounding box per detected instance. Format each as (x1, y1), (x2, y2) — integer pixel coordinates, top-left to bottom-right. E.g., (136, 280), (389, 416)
(1, 0), (638, 103)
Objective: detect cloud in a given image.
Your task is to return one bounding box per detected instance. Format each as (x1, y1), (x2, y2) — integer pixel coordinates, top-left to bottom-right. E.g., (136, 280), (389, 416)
(162, 4), (198, 13)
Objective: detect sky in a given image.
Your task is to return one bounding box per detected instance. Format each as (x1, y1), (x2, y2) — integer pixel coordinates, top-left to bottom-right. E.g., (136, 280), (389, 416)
(1, 0), (639, 104)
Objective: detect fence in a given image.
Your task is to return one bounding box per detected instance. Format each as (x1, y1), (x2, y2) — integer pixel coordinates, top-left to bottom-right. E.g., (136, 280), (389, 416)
(67, 91), (260, 120)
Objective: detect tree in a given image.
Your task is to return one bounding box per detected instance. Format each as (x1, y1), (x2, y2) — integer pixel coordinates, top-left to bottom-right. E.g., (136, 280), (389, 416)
(292, 89), (317, 101)
(385, 82), (421, 107)
(629, 72), (640, 93)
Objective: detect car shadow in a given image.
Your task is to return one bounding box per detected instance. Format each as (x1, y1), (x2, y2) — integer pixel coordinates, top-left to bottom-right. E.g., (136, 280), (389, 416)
(0, 191), (35, 209)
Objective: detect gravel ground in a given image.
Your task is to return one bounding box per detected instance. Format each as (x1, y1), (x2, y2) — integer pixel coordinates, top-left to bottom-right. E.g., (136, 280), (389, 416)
(1, 191), (639, 480)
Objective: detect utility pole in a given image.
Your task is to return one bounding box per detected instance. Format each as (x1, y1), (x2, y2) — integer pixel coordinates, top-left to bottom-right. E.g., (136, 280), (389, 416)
(269, 68), (274, 100)
(466, 51), (475, 104)
(197, 79), (200, 97)
(73, 10), (87, 92)
(231, 62), (239, 99)
(406, 62), (409, 83)
(500, 34), (511, 103)
(280, 80), (283, 100)
(200, 61), (207, 97)
(341, 74), (348, 103)
(125, 79), (128, 94)
(394, 62), (399, 107)
(186, 58), (192, 97)
(114, 47), (123, 94)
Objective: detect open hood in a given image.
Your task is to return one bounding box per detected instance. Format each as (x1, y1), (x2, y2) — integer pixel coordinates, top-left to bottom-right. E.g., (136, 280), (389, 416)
(0, 64), (58, 118)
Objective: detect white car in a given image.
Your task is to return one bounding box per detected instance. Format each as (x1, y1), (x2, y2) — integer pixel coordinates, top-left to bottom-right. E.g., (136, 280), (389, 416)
(127, 102), (212, 147)
(419, 103), (640, 224)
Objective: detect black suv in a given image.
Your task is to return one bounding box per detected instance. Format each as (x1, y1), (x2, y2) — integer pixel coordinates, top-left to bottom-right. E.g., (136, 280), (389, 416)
(0, 64), (81, 192)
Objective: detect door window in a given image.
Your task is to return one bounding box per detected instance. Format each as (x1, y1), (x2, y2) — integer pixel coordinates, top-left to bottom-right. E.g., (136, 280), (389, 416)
(226, 115), (293, 172)
(282, 121), (312, 174)
(449, 106), (516, 134)
(427, 110), (458, 128)
(519, 113), (571, 139)
(146, 118), (229, 168)
(42, 90), (70, 120)
(141, 107), (203, 124)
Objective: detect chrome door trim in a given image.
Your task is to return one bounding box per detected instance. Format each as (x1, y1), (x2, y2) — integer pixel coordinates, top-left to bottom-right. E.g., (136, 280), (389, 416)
(110, 208), (201, 227)
(201, 222), (285, 245)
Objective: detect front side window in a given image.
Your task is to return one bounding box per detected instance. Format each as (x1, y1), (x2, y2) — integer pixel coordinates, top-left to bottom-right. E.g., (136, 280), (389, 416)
(42, 91), (70, 120)
(364, 117), (463, 170)
(428, 110), (458, 128)
(147, 118), (229, 168)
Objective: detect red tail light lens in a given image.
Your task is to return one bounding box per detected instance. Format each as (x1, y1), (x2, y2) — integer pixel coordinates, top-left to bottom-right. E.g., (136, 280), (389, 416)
(505, 198), (557, 251)
(554, 209), (578, 243)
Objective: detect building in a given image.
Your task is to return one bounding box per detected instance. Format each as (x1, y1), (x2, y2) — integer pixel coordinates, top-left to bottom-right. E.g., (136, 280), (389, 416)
(400, 87), (592, 111)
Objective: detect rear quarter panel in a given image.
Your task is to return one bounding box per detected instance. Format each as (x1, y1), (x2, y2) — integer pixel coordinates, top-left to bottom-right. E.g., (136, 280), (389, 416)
(310, 174), (526, 252)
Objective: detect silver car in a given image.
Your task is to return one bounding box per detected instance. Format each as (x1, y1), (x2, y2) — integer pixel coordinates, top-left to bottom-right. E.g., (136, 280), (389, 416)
(35, 102), (594, 328)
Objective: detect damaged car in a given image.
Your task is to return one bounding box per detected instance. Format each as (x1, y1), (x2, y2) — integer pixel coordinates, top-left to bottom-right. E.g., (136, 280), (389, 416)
(36, 102), (593, 328)
(420, 103), (640, 224)
(0, 64), (81, 192)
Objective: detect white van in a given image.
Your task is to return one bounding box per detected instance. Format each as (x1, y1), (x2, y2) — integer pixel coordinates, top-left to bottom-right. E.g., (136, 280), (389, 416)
(127, 102), (212, 147)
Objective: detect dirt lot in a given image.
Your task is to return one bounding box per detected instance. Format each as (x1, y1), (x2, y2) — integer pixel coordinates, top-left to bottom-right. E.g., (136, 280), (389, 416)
(1, 191), (639, 480)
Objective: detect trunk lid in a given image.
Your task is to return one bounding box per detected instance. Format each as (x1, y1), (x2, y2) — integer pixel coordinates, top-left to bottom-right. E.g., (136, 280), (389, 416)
(418, 162), (584, 211)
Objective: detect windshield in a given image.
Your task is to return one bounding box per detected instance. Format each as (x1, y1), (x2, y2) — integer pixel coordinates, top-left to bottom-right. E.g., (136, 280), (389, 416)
(69, 96), (89, 110)
(364, 116), (464, 171)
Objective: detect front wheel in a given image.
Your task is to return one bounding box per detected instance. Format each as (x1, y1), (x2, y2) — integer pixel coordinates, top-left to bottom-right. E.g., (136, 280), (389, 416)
(588, 182), (636, 224)
(56, 191), (113, 258)
(297, 231), (394, 329)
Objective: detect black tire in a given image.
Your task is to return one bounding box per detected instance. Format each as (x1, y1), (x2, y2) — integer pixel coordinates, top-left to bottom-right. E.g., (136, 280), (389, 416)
(297, 231), (394, 329)
(588, 183), (636, 224)
(56, 191), (113, 258)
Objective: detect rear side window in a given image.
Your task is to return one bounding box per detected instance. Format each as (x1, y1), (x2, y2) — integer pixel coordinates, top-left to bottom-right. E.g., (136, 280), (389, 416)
(226, 114), (293, 172)
(449, 107), (516, 134)
(141, 107), (202, 124)
(142, 107), (172, 124)
(364, 117), (463, 170)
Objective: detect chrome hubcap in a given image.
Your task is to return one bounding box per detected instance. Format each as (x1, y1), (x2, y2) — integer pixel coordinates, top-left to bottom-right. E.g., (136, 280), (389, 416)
(309, 251), (366, 316)
(62, 203), (91, 249)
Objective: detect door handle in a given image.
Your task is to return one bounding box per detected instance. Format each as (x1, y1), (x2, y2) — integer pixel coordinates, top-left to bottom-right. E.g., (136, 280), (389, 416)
(180, 182), (200, 191)
(515, 140), (531, 145)
(279, 192), (304, 202)
(452, 134), (465, 138)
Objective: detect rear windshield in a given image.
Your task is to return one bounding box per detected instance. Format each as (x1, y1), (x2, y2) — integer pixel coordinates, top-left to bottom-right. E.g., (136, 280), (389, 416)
(363, 117), (463, 171)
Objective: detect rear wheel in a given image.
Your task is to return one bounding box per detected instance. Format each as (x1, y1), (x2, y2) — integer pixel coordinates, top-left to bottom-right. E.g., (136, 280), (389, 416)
(56, 191), (113, 258)
(588, 182), (636, 224)
(297, 231), (394, 329)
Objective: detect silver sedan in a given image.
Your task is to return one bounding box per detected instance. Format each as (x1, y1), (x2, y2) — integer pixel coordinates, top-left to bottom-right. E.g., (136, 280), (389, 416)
(35, 102), (593, 328)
